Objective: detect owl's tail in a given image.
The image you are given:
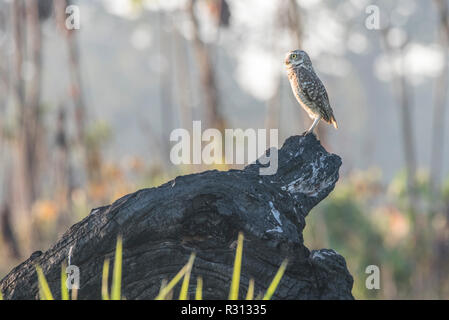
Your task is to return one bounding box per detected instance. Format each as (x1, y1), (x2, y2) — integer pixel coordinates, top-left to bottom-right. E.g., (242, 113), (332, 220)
(330, 117), (338, 129)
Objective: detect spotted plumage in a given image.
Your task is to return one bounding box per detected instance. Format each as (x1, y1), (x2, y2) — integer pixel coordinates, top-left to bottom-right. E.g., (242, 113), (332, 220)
(285, 50), (338, 134)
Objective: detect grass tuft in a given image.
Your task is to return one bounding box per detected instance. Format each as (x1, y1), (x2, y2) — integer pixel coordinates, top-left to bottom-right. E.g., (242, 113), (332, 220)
(111, 235), (123, 300)
(229, 232), (244, 300)
(195, 277), (203, 300)
(36, 265), (54, 300)
(102, 258), (110, 300)
(246, 278), (255, 300)
(155, 252), (195, 300)
(179, 252), (196, 300)
(29, 232), (288, 301)
(263, 259), (288, 300)
(61, 262), (69, 300)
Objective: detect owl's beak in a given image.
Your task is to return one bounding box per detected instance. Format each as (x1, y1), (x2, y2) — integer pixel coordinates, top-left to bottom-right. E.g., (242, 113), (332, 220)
(284, 58), (290, 66)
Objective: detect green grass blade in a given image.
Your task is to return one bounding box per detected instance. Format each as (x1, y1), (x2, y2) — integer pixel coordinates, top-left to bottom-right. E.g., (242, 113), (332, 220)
(245, 278), (254, 300)
(102, 258), (110, 300)
(155, 253), (195, 300)
(195, 277), (203, 300)
(159, 279), (167, 295)
(61, 263), (69, 300)
(263, 259), (288, 300)
(36, 265), (54, 300)
(0, 290), (3, 300)
(111, 235), (123, 300)
(179, 253), (196, 300)
(229, 232), (244, 300)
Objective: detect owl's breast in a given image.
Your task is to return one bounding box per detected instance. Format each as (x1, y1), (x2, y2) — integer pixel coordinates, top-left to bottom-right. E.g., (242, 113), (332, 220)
(288, 72), (320, 119)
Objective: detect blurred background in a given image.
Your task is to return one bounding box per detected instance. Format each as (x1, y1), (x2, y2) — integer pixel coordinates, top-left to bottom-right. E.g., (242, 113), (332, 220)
(0, 0), (448, 299)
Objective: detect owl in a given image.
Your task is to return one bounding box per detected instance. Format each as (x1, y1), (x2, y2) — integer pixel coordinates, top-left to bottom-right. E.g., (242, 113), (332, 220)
(284, 50), (338, 134)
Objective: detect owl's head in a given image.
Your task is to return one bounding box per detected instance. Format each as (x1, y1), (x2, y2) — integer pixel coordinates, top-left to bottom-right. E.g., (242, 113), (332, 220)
(284, 50), (311, 68)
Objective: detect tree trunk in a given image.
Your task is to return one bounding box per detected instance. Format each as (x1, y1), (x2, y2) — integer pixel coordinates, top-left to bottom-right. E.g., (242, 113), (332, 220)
(430, 0), (449, 194)
(53, 0), (87, 145)
(0, 134), (353, 300)
(187, 0), (225, 132)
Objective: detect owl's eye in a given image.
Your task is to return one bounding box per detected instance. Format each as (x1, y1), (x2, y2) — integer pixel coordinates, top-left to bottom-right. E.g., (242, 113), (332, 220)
(291, 54), (297, 59)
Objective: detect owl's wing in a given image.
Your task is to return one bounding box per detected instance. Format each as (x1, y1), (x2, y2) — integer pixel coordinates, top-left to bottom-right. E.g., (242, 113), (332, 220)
(297, 67), (326, 103)
(297, 67), (334, 122)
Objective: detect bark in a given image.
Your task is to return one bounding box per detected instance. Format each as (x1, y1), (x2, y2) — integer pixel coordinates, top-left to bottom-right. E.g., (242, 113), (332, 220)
(0, 134), (353, 300)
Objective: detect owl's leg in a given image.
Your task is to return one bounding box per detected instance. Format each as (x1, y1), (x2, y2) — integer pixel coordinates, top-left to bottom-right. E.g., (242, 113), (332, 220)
(306, 115), (321, 135)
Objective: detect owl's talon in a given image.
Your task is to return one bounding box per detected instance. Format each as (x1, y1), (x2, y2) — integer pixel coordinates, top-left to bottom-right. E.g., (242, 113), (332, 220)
(304, 130), (316, 136)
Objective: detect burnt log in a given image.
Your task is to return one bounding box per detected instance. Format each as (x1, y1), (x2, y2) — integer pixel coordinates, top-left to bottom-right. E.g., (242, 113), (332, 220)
(0, 134), (353, 299)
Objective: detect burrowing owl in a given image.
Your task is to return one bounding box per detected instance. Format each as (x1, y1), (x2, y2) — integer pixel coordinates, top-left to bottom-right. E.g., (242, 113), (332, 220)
(285, 50), (338, 134)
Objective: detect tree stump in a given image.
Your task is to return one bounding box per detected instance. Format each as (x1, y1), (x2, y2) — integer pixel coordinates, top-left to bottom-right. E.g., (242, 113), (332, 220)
(0, 134), (353, 299)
